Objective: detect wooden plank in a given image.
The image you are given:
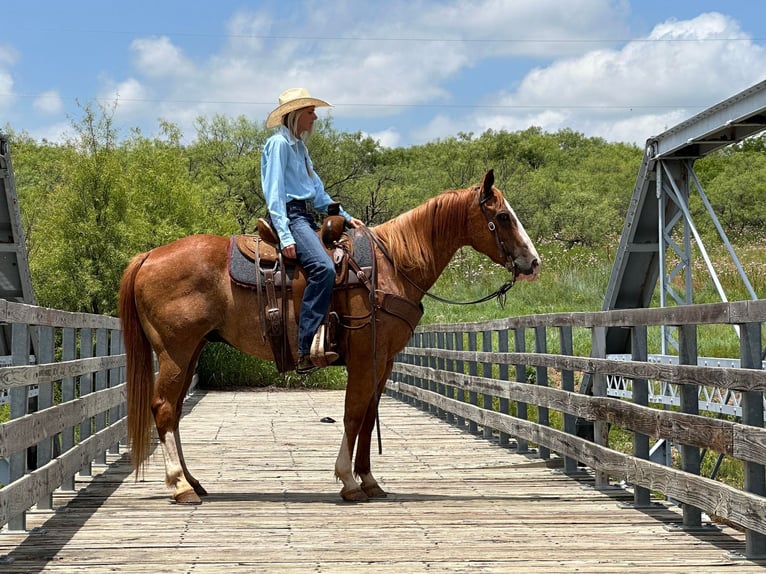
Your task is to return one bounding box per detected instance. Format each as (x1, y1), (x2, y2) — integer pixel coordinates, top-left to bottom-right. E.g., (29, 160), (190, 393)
(0, 390), (760, 573)
(393, 362), (766, 465)
(0, 301), (121, 329)
(418, 299), (766, 332)
(402, 347), (766, 392)
(0, 355), (126, 392)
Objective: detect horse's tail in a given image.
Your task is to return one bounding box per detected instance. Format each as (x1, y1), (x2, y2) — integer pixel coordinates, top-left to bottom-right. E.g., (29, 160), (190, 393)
(118, 252), (154, 476)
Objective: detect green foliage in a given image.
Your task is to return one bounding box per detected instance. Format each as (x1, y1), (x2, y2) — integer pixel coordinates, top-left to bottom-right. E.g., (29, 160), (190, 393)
(197, 343), (347, 390)
(6, 101), (766, 385)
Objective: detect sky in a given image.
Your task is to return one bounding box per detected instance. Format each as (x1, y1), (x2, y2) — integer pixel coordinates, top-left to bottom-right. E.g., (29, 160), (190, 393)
(2, 0), (766, 149)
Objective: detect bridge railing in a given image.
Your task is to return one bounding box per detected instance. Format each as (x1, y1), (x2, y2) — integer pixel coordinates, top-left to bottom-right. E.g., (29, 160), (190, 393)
(388, 299), (766, 559)
(0, 301), (124, 531)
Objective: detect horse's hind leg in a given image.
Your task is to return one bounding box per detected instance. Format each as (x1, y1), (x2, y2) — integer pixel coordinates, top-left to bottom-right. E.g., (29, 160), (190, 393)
(153, 357), (202, 504)
(173, 361), (208, 498)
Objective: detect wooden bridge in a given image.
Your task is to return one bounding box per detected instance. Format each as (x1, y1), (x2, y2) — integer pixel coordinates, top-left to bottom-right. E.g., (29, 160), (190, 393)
(1, 299), (766, 572)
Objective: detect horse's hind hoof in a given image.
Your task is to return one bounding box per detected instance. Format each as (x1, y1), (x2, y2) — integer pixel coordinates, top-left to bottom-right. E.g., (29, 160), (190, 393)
(174, 490), (202, 505)
(340, 487), (369, 502)
(362, 484), (387, 498)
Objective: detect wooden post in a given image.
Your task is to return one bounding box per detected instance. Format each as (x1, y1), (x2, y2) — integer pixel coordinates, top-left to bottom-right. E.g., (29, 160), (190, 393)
(535, 326), (550, 460)
(444, 331), (455, 425)
(61, 327), (77, 490)
(95, 327), (108, 465)
(678, 324), (702, 529)
(455, 332), (465, 428)
(35, 325), (55, 511)
(467, 331), (478, 434)
(7, 322), (29, 531)
(498, 329), (510, 447)
(109, 328), (121, 454)
(740, 321), (766, 559)
(435, 331), (445, 419)
(630, 325), (651, 507)
(559, 326), (577, 473)
(591, 326), (610, 489)
(514, 327), (529, 454)
(482, 329), (494, 440)
(79, 328), (93, 477)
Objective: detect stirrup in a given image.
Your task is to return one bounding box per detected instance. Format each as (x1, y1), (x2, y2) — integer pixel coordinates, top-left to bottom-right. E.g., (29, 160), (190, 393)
(310, 324), (338, 367)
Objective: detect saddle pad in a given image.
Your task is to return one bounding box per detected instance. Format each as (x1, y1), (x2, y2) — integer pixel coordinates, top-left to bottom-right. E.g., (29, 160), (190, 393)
(228, 236), (295, 289)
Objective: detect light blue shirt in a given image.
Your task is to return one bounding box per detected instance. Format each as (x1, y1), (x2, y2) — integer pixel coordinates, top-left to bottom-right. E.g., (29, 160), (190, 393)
(261, 125), (351, 248)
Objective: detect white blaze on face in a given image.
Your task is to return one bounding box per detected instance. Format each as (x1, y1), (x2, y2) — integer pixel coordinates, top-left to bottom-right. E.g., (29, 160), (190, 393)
(505, 199), (540, 278)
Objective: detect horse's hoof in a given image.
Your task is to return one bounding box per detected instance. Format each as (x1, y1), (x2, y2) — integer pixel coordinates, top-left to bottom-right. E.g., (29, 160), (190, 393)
(340, 487), (369, 502)
(362, 483), (388, 498)
(174, 490), (202, 504)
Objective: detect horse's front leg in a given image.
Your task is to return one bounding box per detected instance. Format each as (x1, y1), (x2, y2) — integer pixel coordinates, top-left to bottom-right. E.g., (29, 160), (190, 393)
(353, 360), (394, 498)
(355, 397), (387, 498)
(334, 429), (367, 502)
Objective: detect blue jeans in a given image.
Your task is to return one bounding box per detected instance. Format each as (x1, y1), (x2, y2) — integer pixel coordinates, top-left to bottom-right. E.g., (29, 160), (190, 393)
(287, 202), (336, 356)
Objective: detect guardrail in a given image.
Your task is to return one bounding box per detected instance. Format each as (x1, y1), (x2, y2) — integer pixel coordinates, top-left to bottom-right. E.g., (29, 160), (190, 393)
(388, 300), (766, 560)
(0, 301), (124, 531)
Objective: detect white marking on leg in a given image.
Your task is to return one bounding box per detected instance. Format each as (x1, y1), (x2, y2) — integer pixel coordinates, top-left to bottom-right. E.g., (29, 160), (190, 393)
(160, 431), (184, 489)
(334, 432), (360, 492)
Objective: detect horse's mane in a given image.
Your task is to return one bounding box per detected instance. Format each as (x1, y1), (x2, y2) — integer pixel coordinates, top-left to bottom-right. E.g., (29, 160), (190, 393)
(372, 187), (474, 274)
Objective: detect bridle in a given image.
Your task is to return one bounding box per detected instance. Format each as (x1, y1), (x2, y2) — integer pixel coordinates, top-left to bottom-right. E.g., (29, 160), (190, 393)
(478, 185), (518, 278)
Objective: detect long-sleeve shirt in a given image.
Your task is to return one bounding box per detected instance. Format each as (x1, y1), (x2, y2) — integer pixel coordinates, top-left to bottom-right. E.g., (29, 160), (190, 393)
(261, 125), (351, 248)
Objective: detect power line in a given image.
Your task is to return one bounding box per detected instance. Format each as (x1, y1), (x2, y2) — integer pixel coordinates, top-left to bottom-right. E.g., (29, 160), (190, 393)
(0, 92), (709, 110)
(8, 27), (764, 44)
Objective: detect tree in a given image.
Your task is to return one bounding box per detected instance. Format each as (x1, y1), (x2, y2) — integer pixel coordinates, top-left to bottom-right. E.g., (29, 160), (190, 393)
(29, 103), (128, 313)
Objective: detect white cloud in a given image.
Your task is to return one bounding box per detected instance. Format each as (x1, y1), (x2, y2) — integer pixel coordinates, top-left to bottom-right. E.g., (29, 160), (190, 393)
(130, 36), (194, 78)
(131, 0), (630, 139)
(468, 12), (766, 145)
(365, 128), (401, 148)
(33, 90), (63, 115)
(97, 77), (154, 122)
(26, 121), (74, 144)
(0, 45), (17, 115)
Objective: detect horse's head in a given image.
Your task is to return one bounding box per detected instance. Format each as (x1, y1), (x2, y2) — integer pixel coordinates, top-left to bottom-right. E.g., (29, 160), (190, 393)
(470, 169), (540, 282)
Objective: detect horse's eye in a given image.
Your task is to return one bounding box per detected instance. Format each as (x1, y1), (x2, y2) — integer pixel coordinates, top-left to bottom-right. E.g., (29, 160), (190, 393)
(497, 211), (512, 226)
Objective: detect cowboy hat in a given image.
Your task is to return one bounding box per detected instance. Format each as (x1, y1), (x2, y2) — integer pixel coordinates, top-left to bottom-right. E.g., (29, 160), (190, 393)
(265, 87), (331, 129)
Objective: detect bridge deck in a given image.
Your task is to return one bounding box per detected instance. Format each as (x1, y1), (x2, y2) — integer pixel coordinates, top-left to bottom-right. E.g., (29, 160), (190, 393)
(0, 389), (760, 573)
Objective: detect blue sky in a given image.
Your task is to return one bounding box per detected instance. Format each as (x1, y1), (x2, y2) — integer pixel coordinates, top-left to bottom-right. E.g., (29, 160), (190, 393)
(2, 1), (765, 148)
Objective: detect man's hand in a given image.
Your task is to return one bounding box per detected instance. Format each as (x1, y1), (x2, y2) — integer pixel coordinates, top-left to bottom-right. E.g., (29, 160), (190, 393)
(347, 217), (364, 229)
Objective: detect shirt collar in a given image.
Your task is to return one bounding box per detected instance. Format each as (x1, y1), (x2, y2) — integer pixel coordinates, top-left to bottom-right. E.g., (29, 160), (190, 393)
(277, 125), (299, 145)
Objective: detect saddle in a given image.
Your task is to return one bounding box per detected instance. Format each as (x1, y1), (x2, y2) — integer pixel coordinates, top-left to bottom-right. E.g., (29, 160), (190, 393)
(228, 215), (372, 373)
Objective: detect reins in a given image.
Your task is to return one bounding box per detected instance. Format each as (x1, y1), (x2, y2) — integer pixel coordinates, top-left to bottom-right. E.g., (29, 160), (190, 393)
(363, 225), (516, 309)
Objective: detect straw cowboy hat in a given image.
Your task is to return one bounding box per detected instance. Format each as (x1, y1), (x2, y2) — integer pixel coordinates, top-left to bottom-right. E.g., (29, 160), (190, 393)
(266, 87), (331, 129)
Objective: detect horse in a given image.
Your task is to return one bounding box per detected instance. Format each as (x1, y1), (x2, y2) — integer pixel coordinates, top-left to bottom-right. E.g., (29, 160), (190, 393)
(119, 169), (540, 503)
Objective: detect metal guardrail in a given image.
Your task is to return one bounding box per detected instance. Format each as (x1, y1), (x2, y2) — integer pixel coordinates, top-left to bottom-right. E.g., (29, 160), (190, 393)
(606, 354), (766, 418)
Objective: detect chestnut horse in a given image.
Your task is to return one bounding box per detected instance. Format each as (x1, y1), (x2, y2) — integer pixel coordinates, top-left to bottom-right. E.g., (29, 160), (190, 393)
(119, 169), (540, 503)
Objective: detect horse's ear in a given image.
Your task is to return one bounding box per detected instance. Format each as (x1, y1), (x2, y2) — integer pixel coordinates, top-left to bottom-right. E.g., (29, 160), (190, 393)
(481, 169), (495, 202)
